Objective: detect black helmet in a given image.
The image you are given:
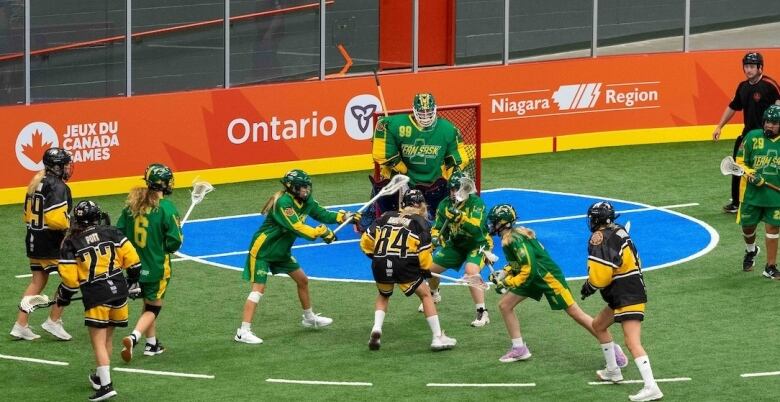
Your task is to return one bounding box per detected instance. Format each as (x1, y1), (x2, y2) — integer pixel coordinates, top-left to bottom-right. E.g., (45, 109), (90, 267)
(73, 200), (103, 226)
(586, 201), (619, 232)
(42, 147), (73, 180)
(743, 52), (763, 67)
(401, 189), (425, 209)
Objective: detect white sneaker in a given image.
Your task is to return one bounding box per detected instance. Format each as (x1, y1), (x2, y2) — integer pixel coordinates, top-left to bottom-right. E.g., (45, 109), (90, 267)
(10, 323), (40, 340)
(301, 313), (333, 328)
(234, 328), (263, 344)
(629, 385), (664, 401)
(431, 331), (457, 351)
(418, 290), (441, 312)
(470, 308), (490, 327)
(41, 318), (72, 341)
(596, 367), (624, 383)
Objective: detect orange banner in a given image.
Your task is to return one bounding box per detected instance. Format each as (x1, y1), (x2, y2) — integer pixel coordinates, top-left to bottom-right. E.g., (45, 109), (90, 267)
(1, 49), (772, 189)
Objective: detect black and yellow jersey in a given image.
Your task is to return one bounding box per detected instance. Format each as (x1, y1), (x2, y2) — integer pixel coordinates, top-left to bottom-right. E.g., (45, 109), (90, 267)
(360, 211), (433, 282)
(59, 225), (141, 309)
(586, 224), (647, 308)
(23, 174), (72, 259)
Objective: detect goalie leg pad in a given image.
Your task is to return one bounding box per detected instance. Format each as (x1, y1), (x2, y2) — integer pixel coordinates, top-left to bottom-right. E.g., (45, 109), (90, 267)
(143, 304), (162, 317)
(247, 291), (263, 304)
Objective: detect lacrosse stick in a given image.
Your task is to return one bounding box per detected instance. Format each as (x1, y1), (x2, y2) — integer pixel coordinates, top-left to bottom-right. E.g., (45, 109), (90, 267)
(181, 179), (215, 224)
(438, 175), (478, 242)
(720, 156), (780, 192)
(332, 174), (410, 235)
(625, 221), (631, 233)
(19, 295), (83, 313)
(431, 272), (490, 291)
(373, 70), (389, 118)
(479, 245), (507, 294)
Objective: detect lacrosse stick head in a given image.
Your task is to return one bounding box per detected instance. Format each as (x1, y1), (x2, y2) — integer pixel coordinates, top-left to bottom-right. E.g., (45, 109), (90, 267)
(720, 156), (744, 177)
(191, 180), (214, 205)
(463, 274), (491, 291)
(378, 174), (410, 197)
(19, 295), (51, 313)
(448, 171), (476, 203)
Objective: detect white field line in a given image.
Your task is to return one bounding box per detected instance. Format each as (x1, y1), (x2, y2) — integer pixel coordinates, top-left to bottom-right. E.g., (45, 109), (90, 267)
(113, 367), (214, 379)
(588, 377), (692, 385)
(741, 371), (780, 378)
(266, 378), (372, 386)
(171, 202), (698, 263)
(0, 354), (69, 366)
(427, 382), (536, 387)
(15, 271), (58, 279)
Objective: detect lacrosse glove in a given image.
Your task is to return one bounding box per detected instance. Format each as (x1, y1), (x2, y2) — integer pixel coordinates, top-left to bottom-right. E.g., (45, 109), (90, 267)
(319, 226), (337, 244)
(580, 281), (598, 300)
(336, 210), (363, 224)
(445, 206), (465, 223)
(55, 283), (77, 307)
(750, 172), (766, 187)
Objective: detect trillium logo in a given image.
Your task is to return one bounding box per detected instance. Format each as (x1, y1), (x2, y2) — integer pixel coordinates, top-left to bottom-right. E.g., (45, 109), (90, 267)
(344, 94), (382, 140)
(16, 122), (59, 171)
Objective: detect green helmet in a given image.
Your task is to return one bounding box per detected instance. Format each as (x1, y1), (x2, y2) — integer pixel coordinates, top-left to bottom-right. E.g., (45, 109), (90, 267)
(764, 105), (780, 124)
(144, 163), (174, 195)
(448, 170), (467, 191)
(487, 204), (517, 235)
(412, 93), (437, 129)
(281, 169), (312, 200)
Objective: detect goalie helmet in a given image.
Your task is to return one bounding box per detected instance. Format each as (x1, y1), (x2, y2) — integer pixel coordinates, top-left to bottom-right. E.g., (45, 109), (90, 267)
(145, 163), (174, 195)
(73, 200), (102, 226)
(743, 52), (763, 67)
(487, 204), (516, 235)
(586, 201), (619, 232)
(42, 147), (73, 181)
(412, 93), (437, 129)
(281, 169), (312, 201)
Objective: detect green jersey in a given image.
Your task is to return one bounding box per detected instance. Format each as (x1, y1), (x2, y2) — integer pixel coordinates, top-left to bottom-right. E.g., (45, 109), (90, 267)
(738, 128), (780, 207)
(372, 114), (469, 185)
(432, 194), (491, 251)
(501, 230), (565, 289)
(250, 192), (339, 261)
(116, 198), (182, 282)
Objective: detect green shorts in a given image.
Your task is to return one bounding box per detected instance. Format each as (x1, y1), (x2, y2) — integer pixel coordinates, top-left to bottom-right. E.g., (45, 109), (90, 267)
(432, 244), (484, 270)
(140, 277), (170, 301)
(243, 256), (300, 284)
(739, 203), (780, 227)
(510, 272), (575, 311)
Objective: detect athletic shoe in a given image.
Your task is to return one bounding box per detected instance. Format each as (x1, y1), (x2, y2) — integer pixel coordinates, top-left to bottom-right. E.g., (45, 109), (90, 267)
(41, 318), (72, 341)
(499, 345), (532, 362)
(723, 202), (738, 213)
(143, 341), (165, 356)
(596, 367), (623, 383)
(88, 383), (117, 401)
(762, 264), (780, 280)
(614, 344), (629, 368)
(629, 385), (664, 401)
(88, 372), (101, 391)
(234, 328), (263, 344)
(368, 330), (381, 351)
(120, 335), (136, 363)
(10, 323), (40, 340)
(418, 290), (441, 312)
(470, 308), (490, 327)
(301, 313), (333, 328)
(431, 331), (456, 351)
(743, 246), (760, 272)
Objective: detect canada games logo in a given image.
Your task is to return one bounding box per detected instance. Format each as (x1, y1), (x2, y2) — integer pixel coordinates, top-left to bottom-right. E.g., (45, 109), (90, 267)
(15, 121), (59, 171)
(344, 94), (382, 140)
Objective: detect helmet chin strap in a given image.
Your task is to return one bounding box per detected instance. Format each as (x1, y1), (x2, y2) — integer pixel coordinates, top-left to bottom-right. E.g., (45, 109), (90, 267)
(765, 129), (780, 139)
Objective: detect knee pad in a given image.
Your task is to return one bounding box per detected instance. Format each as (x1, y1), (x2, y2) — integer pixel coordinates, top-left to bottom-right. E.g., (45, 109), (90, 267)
(767, 232), (779, 239)
(247, 291), (263, 304)
(743, 229), (757, 238)
(144, 304), (162, 317)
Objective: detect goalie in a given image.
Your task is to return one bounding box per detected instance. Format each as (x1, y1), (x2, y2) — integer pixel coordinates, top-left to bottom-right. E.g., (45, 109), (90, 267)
(57, 200), (142, 401)
(368, 92), (470, 224)
(359, 189), (456, 351)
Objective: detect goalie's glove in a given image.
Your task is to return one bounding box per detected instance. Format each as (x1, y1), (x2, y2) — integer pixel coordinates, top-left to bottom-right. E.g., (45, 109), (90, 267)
(318, 225), (337, 244)
(580, 280), (598, 300)
(749, 172), (766, 187)
(445, 206), (465, 224)
(55, 283), (78, 307)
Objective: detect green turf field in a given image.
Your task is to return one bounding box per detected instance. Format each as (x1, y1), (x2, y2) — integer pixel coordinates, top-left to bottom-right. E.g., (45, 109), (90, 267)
(3, 140), (779, 401)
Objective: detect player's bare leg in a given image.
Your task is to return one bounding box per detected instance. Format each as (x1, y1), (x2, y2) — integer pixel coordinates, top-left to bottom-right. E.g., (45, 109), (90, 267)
(89, 326), (117, 400)
(564, 303), (600, 339)
(592, 306), (627, 381)
(236, 282), (265, 344)
(11, 271), (48, 340)
(242, 283), (266, 323)
(497, 292), (530, 362)
(369, 292), (390, 350)
(622, 320), (662, 401)
(290, 268), (332, 328)
(418, 264), (444, 312)
(465, 262), (489, 326)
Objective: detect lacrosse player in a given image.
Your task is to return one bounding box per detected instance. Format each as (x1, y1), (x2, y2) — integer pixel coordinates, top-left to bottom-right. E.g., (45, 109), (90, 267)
(580, 201), (662, 402)
(487, 204), (628, 369)
(736, 105), (780, 278)
(369, 92), (470, 221)
(57, 200), (141, 401)
(359, 189), (456, 351)
(234, 169), (361, 344)
(117, 163), (182, 362)
(423, 170), (493, 327)
(11, 147), (74, 341)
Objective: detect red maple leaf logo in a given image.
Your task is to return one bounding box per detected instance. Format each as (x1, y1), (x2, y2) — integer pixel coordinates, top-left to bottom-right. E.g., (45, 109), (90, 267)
(21, 130), (54, 163)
